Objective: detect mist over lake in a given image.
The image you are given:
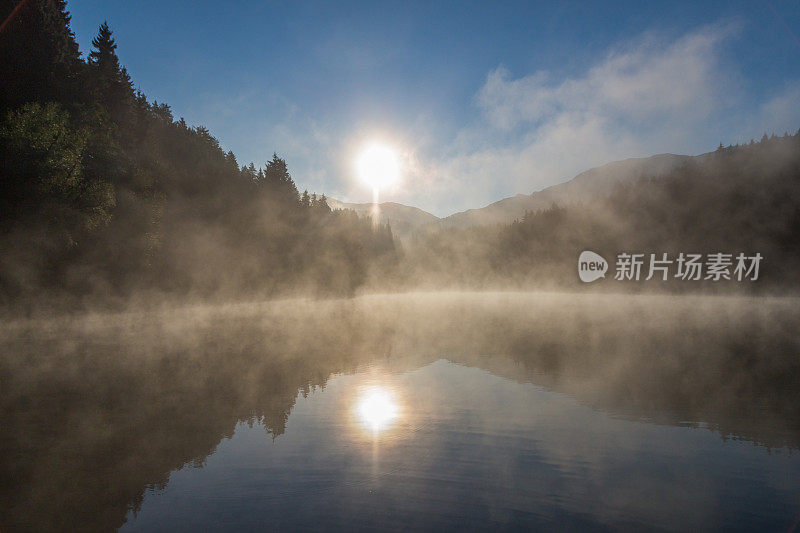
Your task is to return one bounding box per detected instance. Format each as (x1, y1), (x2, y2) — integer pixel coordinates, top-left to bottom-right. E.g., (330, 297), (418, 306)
(2, 293), (799, 531)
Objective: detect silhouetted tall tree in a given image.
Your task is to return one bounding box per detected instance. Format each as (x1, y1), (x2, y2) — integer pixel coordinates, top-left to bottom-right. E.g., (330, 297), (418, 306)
(87, 21), (133, 123)
(259, 153), (299, 206)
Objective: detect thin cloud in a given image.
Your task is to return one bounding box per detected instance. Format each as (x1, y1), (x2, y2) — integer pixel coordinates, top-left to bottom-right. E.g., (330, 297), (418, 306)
(417, 23), (741, 213)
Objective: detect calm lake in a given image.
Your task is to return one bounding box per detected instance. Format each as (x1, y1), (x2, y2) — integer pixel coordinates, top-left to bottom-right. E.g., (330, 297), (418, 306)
(1, 292), (799, 531)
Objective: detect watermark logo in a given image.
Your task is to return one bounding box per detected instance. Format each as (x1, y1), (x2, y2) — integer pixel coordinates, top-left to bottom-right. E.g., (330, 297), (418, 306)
(578, 251), (608, 282)
(577, 251), (762, 282)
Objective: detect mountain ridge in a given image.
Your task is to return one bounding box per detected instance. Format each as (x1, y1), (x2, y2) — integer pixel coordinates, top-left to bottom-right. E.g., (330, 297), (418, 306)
(438, 153), (697, 229)
(331, 151), (706, 234)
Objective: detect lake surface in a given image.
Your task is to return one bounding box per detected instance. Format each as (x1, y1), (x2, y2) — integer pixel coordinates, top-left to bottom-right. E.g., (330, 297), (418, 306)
(1, 293), (799, 531)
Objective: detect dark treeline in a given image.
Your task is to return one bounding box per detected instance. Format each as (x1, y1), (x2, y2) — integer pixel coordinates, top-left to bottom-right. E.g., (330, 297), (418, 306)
(0, 0), (395, 309)
(402, 133), (800, 291)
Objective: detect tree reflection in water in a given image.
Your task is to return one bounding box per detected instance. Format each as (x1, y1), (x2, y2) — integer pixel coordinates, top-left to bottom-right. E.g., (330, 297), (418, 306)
(1, 293), (799, 531)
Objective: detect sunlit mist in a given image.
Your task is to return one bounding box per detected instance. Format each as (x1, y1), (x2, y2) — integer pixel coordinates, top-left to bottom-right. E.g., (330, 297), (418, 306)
(356, 386), (399, 433)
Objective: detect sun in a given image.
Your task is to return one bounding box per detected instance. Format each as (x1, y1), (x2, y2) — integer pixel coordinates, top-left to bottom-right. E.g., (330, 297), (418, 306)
(357, 144), (399, 191)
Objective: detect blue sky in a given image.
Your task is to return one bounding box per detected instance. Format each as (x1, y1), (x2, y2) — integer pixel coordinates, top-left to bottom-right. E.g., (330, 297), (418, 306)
(67, 1), (800, 216)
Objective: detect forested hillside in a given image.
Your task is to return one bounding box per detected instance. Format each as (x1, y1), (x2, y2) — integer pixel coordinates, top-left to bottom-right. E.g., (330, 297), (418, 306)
(402, 133), (800, 291)
(0, 1), (396, 308)
(438, 153), (692, 229)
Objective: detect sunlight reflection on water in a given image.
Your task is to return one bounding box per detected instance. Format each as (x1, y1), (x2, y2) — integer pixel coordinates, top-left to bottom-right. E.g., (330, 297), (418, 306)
(355, 385), (400, 433)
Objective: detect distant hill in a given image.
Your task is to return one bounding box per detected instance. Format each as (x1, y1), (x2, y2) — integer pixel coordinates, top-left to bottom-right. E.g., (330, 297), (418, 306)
(439, 153), (696, 229)
(327, 200), (439, 237)
(331, 152), (703, 235)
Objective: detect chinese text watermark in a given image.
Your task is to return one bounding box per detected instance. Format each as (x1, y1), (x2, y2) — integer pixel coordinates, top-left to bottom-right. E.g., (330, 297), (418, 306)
(579, 252), (762, 282)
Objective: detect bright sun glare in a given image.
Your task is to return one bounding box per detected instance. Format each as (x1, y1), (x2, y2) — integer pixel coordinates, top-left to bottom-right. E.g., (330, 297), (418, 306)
(356, 386), (399, 432)
(357, 144), (399, 191)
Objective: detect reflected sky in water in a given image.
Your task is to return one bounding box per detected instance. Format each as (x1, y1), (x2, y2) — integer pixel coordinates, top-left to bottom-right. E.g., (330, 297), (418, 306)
(122, 360), (800, 532)
(3, 293), (800, 531)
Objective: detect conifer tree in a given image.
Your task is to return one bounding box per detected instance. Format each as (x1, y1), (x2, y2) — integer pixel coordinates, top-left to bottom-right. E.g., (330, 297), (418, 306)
(261, 153), (299, 205)
(87, 22), (133, 120)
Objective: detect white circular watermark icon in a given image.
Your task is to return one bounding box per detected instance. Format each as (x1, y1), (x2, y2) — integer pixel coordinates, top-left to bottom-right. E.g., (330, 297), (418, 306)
(578, 251), (608, 282)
